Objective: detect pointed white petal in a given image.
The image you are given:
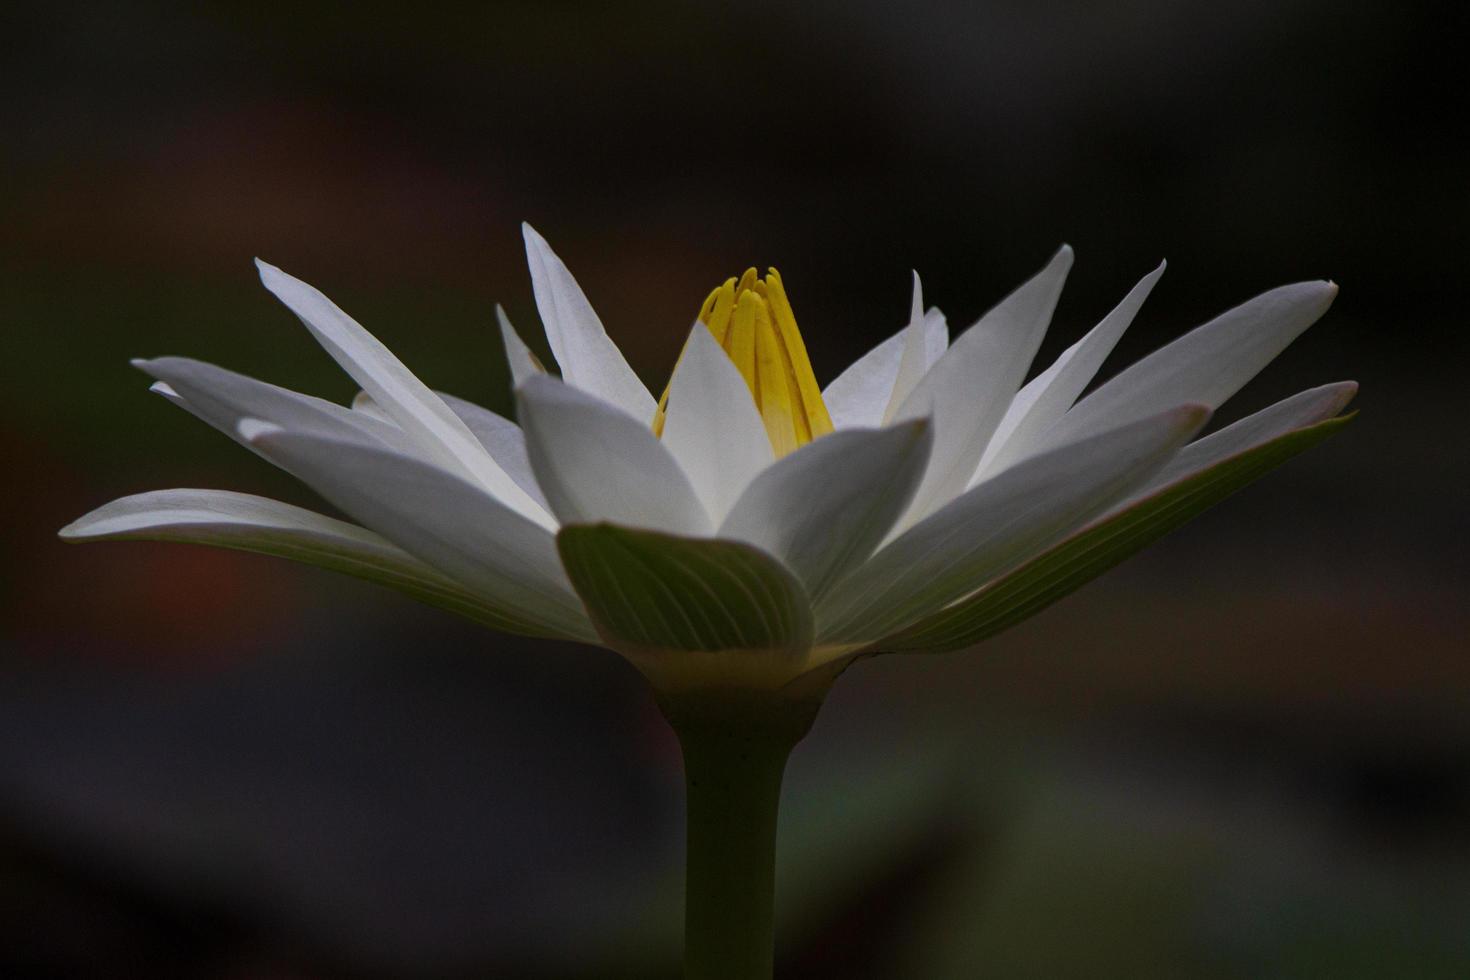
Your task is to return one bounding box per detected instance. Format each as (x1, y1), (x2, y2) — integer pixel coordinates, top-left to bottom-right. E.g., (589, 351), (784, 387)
(1038, 280), (1338, 452)
(822, 328), (907, 429)
(882, 281), (946, 423)
(661, 323), (774, 524)
(924, 309), (949, 367)
(434, 391), (551, 511)
(824, 273), (950, 431)
(60, 487), (383, 547)
(975, 261), (1166, 481)
(57, 488), (583, 639)
(520, 223), (656, 423)
(1125, 381), (1358, 504)
(243, 426), (592, 638)
(137, 357), (413, 453)
(719, 420), (933, 602)
(351, 388), (547, 509)
(516, 375), (712, 535)
(254, 259), (551, 527)
(882, 411), (1355, 654)
(816, 404), (1208, 643)
(495, 304), (545, 387)
(350, 389), (397, 424)
(892, 246), (1075, 526)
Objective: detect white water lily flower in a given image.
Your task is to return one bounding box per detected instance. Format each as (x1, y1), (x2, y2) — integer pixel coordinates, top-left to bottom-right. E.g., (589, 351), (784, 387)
(62, 223), (1355, 699)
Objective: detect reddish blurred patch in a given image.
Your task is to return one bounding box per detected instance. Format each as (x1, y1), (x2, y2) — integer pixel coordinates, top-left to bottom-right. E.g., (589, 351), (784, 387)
(5, 424), (304, 670)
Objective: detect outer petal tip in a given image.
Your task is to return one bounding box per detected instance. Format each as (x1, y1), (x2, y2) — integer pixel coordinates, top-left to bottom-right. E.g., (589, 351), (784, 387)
(1174, 402), (1213, 430)
(1038, 244), (1075, 280)
(254, 259), (305, 298)
(1301, 280), (1340, 318)
(1301, 278), (1339, 303)
(1322, 380), (1359, 417)
(57, 500), (115, 540)
(237, 418), (283, 443)
(254, 259), (299, 297)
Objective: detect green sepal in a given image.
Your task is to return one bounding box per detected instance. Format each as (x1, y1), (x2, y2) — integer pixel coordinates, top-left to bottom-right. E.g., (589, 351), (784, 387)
(880, 413), (1355, 653)
(557, 523), (814, 658)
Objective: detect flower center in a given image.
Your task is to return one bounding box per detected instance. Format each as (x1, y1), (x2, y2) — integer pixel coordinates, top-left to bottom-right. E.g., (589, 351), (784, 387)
(654, 267), (834, 457)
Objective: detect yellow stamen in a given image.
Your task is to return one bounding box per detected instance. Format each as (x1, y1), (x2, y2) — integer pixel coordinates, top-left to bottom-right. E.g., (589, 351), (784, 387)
(652, 267), (834, 457)
(725, 288), (759, 389)
(763, 270), (834, 440)
(752, 296), (799, 456)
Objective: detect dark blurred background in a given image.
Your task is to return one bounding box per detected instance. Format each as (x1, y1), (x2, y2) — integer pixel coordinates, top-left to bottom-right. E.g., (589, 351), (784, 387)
(3, 1), (1467, 976)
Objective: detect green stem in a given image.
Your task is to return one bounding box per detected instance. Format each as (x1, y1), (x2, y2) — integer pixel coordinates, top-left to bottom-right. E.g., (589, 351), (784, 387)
(662, 691), (821, 980)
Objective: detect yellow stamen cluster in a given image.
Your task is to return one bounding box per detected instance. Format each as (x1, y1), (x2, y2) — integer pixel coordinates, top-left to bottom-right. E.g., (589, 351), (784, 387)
(654, 268), (834, 457)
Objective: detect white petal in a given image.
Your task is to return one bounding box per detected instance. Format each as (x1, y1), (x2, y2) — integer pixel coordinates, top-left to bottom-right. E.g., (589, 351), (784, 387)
(520, 223), (656, 423)
(242, 426), (591, 637)
(816, 404), (1208, 643)
(432, 391), (551, 511)
(60, 487), (392, 547)
(350, 389), (397, 424)
(661, 323), (774, 523)
(516, 375), (712, 535)
(880, 408), (1353, 654)
(719, 420), (932, 602)
(495, 304), (545, 387)
(137, 357), (413, 454)
(822, 272), (948, 432)
(254, 259), (551, 527)
(891, 246), (1075, 527)
(1037, 280), (1338, 452)
(822, 329), (906, 429)
(924, 309), (950, 367)
(352, 388), (547, 510)
(56, 488), (583, 638)
(1124, 381), (1358, 505)
(882, 275), (947, 423)
(974, 261), (1166, 481)
(822, 276), (917, 431)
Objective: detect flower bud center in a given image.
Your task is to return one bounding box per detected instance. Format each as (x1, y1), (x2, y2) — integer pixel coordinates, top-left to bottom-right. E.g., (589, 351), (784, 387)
(654, 268), (833, 457)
